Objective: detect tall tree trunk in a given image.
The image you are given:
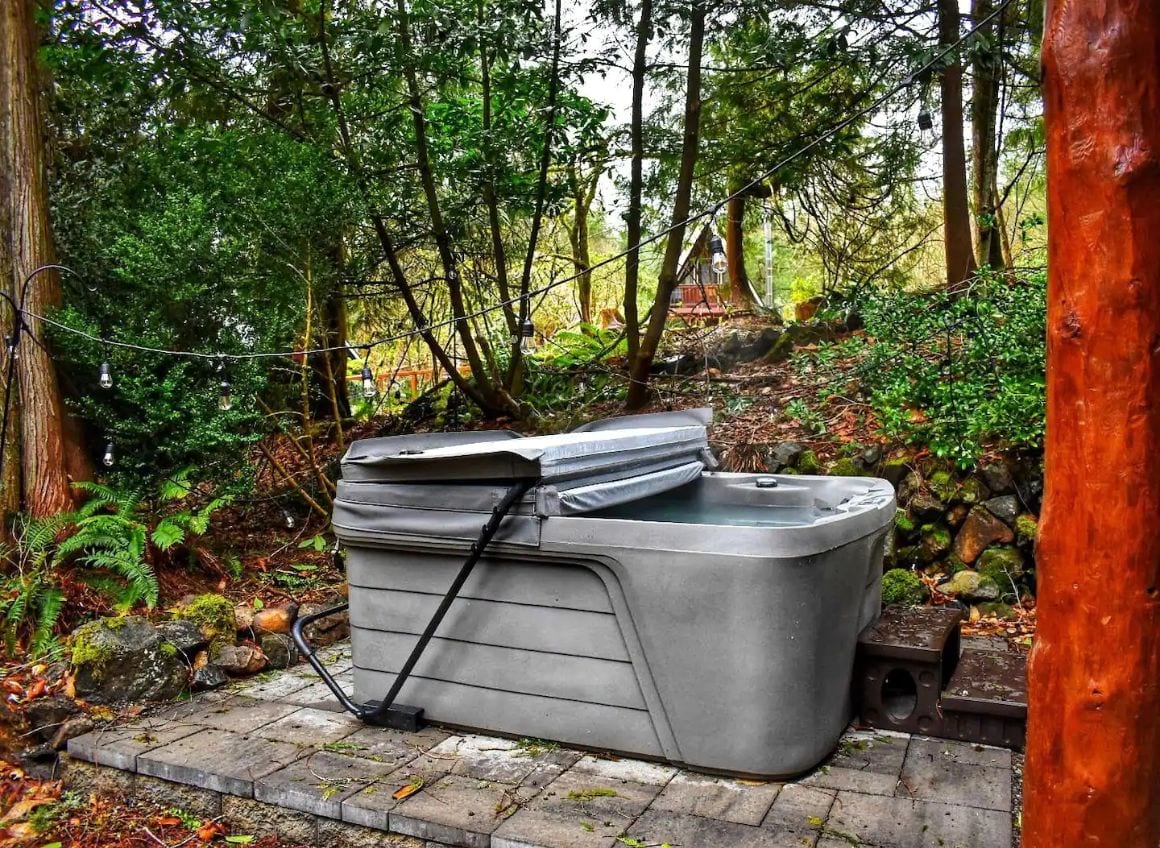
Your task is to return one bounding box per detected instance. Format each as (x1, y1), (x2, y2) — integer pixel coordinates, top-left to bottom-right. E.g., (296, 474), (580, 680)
(969, 0), (1005, 270)
(567, 162), (596, 325)
(1, 0), (86, 516)
(938, 0), (977, 290)
(724, 180), (771, 309)
(1025, 2), (1160, 847)
(725, 189), (752, 309)
(625, 0), (705, 410)
(623, 0), (652, 362)
(0, 22), (19, 529)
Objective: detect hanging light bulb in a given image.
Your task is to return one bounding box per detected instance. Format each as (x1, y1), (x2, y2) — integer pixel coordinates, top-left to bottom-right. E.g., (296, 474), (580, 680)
(102, 440), (115, 467)
(98, 361), (113, 389)
(709, 234), (728, 280)
(361, 364), (377, 399)
(282, 509), (296, 530)
(218, 380), (233, 411)
(518, 318), (536, 355)
(917, 108), (934, 131)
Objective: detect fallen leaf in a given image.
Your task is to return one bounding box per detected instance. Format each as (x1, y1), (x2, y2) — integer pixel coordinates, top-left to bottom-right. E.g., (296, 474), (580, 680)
(392, 778), (424, 801)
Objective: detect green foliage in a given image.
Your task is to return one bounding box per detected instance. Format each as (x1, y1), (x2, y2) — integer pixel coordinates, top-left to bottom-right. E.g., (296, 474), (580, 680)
(881, 568), (926, 608)
(0, 476), (229, 657)
(857, 270), (1046, 467)
(0, 513), (73, 658)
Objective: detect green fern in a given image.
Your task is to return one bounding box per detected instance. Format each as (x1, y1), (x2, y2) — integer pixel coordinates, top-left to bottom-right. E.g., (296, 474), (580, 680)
(2, 475), (227, 656)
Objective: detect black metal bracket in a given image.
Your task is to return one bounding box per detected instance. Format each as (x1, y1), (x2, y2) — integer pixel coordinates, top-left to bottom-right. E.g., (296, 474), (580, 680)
(291, 478), (535, 730)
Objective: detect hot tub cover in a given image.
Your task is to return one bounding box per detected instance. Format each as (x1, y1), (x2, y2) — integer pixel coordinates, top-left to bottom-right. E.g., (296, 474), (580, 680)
(335, 412), (714, 543)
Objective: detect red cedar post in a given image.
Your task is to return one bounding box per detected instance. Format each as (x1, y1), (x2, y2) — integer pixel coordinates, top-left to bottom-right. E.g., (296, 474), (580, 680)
(1025, 2), (1160, 846)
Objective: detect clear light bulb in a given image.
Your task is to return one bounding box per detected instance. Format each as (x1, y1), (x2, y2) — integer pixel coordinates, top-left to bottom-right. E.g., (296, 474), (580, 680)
(283, 511), (296, 530)
(518, 319), (536, 355)
(99, 361), (113, 389)
(361, 365), (377, 399)
(102, 441), (115, 467)
(708, 234), (728, 278)
(218, 380), (233, 411)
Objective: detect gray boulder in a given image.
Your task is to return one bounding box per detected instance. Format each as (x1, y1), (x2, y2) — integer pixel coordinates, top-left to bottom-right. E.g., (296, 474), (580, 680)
(260, 633), (299, 670)
(70, 616), (189, 704)
(982, 495), (1020, 526)
(768, 441), (804, 470)
(156, 620), (207, 656)
(190, 664), (229, 692)
(937, 570), (1001, 602)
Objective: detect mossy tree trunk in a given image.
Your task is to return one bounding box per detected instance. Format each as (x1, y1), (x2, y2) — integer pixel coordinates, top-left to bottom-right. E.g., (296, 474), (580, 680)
(1025, 2), (1160, 845)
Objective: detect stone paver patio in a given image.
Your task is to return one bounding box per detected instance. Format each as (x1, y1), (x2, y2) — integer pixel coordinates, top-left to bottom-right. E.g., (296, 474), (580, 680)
(64, 643), (1017, 848)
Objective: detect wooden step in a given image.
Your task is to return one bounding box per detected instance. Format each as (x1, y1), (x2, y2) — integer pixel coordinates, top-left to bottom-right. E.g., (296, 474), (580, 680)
(939, 648), (1027, 750)
(858, 606), (963, 664)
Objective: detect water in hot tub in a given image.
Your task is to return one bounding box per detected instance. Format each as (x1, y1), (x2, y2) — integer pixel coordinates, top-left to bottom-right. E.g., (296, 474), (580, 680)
(594, 498), (836, 527)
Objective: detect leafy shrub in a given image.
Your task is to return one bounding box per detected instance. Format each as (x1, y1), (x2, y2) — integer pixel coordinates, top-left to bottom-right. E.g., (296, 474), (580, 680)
(856, 270), (1046, 466)
(0, 475), (229, 657)
(881, 568), (926, 607)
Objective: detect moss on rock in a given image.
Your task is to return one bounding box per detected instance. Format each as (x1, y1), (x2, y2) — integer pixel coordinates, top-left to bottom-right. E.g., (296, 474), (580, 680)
(70, 619), (121, 680)
(928, 470), (957, 503)
(173, 594), (236, 653)
(826, 457), (860, 477)
(1015, 513), (1038, 545)
(796, 450), (820, 474)
(977, 546), (1025, 583)
(881, 568), (927, 607)
(955, 476), (990, 505)
(919, 523), (953, 561)
(894, 509), (917, 536)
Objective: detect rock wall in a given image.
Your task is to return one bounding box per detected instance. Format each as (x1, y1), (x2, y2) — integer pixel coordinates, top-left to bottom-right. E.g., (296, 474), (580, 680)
(758, 442), (1042, 614)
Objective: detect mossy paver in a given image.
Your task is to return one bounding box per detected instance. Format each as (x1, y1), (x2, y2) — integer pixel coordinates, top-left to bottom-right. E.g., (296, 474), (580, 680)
(254, 750), (398, 818)
(136, 727), (306, 796)
(650, 770), (781, 825)
(65, 641), (1015, 847)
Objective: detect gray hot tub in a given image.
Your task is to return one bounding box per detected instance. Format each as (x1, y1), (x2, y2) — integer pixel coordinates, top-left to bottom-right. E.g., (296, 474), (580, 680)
(331, 413), (894, 777)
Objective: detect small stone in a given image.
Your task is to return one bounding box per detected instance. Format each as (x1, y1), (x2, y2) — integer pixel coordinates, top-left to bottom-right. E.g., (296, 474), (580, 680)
(50, 715), (95, 751)
(980, 461), (1015, 494)
(213, 644), (268, 676)
(260, 633), (299, 670)
(235, 604), (256, 632)
(858, 444), (883, 470)
(977, 546), (1025, 581)
(909, 492), (944, 522)
(927, 470), (957, 504)
(897, 470), (922, 503)
(298, 603), (350, 648)
(24, 695), (80, 744)
(880, 456), (911, 487)
(190, 664), (229, 692)
(796, 450), (821, 474)
(768, 441), (804, 471)
(192, 650), (210, 670)
(894, 510), (918, 540)
(946, 503), (970, 528)
(253, 604), (298, 636)
(827, 457), (860, 477)
(155, 620), (207, 656)
(938, 570), (1001, 602)
(953, 476), (991, 505)
(170, 594), (237, 653)
(919, 524), (952, 562)
(953, 505), (1015, 564)
(982, 495), (1019, 526)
